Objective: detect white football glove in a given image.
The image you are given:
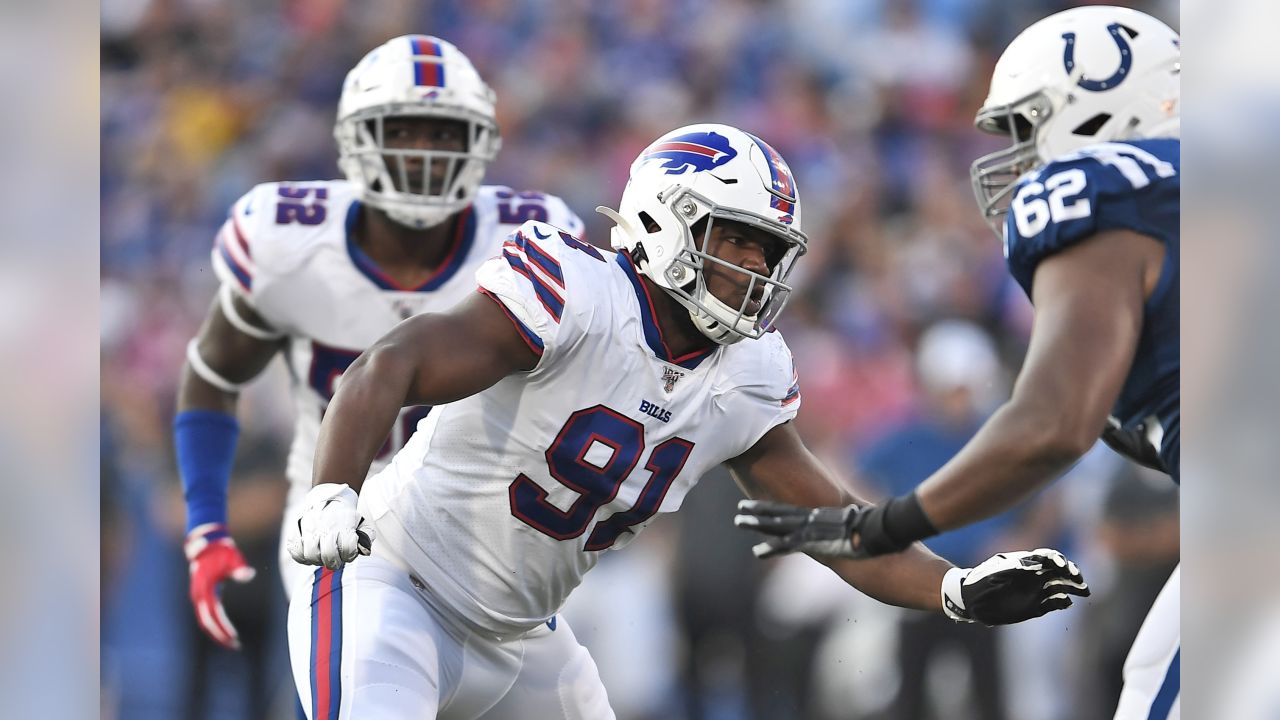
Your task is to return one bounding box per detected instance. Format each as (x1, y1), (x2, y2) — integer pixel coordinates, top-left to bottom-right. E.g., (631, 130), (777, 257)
(942, 548), (1090, 626)
(285, 483), (374, 570)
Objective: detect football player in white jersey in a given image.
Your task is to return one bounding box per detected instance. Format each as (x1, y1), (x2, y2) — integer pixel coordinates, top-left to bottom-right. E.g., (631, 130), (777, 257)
(282, 123), (1089, 720)
(174, 35), (584, 651)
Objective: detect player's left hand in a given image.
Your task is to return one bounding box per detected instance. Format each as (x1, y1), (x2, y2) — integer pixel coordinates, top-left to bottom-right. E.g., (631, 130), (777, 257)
(943, 548), (1090, 626)
(734, 497), (933, 559)
(734, 500), (862, 559)
(286, 483), (374, 570)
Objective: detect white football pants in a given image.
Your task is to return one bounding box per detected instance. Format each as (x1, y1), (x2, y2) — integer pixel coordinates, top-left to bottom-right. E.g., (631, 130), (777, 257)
(278, 480), (314, 599)
(286, 550), (614, 720)
(1114, 565), (1180, 720)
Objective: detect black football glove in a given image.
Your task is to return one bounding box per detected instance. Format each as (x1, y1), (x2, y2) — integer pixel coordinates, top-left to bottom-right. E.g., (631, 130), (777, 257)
(942, 549), (1090, 626)
(733, 501), (861, 558)
(734, 496), (936, 560)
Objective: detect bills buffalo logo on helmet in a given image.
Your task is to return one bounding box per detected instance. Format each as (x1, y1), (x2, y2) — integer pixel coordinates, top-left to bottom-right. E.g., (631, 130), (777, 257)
(640, 131), (738, 175)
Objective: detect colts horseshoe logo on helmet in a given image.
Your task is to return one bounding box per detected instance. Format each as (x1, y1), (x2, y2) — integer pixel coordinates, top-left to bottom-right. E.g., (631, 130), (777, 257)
(1061, 22), (1135, 92)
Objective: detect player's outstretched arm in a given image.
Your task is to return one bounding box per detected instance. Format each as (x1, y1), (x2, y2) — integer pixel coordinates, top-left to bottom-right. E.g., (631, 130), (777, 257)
(727, 422), (953, 612)
(913, 228), (1162, 531)
(288, 292), (539, 570)
(175, 290), (285, 649)
(728, 423), (1089, 624)
(735, 229), (1161, 564)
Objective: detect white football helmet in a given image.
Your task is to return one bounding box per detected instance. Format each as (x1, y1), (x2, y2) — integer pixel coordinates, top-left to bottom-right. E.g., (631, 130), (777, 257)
(971, 6), (1180, 233)
(598, 123), (808, 345)
(336, 35), (501, 229)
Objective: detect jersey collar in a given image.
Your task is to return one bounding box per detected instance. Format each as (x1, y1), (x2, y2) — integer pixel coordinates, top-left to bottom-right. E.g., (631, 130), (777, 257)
(615, 253), (716, 370)
(345, 201), (477, 292)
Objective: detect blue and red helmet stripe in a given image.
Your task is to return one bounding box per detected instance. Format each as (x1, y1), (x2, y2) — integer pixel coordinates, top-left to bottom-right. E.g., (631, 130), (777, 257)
(746, 133), (797, 214)
(409, 36), (445, 87)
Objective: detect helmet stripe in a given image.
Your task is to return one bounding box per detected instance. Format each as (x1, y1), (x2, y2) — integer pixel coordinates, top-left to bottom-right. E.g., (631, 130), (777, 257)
(409, 36), (445, 87)
(409, 37), (442, 56)
(745, 133), (797, 214)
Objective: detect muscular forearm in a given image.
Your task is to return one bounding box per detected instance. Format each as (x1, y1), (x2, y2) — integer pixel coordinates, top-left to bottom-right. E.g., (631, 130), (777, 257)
(313, 346), (416, 493)
(729, 438), (952, 613)
(824, 543), (952, 612)
(917, 398), (1090, 532)
(177, 365), (239, 414)
(913, 230), (1150, 532)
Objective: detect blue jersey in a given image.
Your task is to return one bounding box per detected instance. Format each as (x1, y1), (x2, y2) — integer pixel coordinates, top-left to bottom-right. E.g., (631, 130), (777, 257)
(1003, 138), (1180, 480)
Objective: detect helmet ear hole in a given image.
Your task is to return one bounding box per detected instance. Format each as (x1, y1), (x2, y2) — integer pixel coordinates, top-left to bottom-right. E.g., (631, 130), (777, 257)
(1011, 114), (1034, 142)
(1072, 113), (1112, 136)
(989, 113), (1034, 142)
(637, 212), (662, 234)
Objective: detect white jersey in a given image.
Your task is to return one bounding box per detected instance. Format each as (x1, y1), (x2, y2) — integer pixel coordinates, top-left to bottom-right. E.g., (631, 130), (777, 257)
(361, 220), (802, 636)
(210, 180), (585, 493)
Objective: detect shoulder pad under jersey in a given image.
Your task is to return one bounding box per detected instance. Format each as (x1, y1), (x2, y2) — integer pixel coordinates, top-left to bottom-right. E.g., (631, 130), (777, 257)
(474, 219), (612, 365)
(211, 180), (359, 300)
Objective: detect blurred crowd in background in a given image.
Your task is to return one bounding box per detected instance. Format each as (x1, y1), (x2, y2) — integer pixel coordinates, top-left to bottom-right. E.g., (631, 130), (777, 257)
(100, 0), (1179, 718)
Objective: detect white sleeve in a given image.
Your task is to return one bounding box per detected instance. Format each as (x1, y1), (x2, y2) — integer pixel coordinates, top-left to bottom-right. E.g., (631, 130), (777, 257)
(208, 182), (329, 335)
(474, 221), (575, 366)
(777, 357), (802, 420)
(210, 195), (259, 301)
(742, 334), (803, 451)
(208, 189), (293, 337)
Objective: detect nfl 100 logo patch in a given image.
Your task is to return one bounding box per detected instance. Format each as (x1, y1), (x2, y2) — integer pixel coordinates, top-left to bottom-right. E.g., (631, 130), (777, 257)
(391, 299), (416, 320)
(661, 366), (684, 394)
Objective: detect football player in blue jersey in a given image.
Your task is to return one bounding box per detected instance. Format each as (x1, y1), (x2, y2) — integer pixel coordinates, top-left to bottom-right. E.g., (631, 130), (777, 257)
(735, 6), (1181, 718)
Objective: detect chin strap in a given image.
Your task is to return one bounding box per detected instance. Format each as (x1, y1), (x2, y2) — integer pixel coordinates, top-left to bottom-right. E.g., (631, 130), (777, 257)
(690, 291), (752, 345)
